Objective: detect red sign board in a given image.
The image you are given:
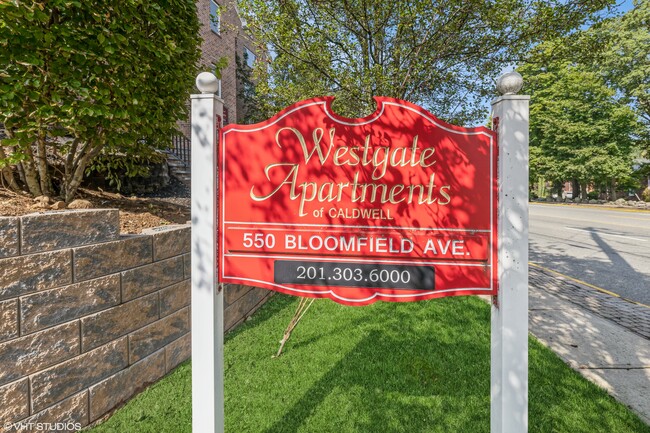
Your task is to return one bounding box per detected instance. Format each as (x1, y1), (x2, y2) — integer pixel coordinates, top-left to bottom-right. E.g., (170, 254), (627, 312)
(218, 97), (497, 305)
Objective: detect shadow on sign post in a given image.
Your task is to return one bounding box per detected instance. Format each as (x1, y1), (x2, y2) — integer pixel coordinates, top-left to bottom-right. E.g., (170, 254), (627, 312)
(190, 71), (529, 433)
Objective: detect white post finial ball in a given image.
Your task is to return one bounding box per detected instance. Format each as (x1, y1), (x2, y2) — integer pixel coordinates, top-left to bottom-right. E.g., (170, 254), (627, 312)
(496, 71), (524, 95)
(196, 72), (219, 94)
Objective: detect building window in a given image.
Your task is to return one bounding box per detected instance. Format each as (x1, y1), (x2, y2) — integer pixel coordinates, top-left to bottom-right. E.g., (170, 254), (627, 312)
(210, 0), (220, 34)
(244, 47), (256, 68)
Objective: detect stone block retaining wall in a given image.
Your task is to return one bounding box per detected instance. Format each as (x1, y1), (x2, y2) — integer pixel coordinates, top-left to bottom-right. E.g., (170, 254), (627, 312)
(0, 210), (272, 431)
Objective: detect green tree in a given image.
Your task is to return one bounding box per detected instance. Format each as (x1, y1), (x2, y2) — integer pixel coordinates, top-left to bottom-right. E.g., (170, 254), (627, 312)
(519, 41), (639, 199)
(0, 0), (201, 202)
(591, 0), (649, 151)
(239, 0), (614, 124)
(544, 1), (650, 152)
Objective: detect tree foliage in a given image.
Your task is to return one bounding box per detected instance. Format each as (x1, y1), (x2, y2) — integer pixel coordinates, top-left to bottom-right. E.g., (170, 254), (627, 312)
(0, 0), (201, 201)
(239, 0), (614, 124)
(519, 40), (640, 199)
(596, 0), (649, 125)
(592, 0), (650, 150)
(556, 0), (650, 151)
(519, 1), (649, 198)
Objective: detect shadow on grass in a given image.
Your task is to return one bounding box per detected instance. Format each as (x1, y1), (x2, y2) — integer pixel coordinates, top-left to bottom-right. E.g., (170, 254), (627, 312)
(262, 328), (489, 433)
(227, 296), (492, 433)
(226, 295), (649, 433)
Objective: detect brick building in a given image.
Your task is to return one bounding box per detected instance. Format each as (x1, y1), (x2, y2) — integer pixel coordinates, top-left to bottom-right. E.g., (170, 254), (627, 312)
(178, 0), (257, 137)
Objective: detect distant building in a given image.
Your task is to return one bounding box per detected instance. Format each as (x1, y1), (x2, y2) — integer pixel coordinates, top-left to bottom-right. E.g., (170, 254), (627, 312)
(178, 0), (258, 137)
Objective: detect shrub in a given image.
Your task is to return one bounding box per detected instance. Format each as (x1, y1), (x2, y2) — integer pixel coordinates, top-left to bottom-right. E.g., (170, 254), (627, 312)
(0, 1), (201, 201)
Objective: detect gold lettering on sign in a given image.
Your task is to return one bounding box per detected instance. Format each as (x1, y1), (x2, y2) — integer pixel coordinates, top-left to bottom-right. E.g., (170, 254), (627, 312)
(250, 128), (453, 216)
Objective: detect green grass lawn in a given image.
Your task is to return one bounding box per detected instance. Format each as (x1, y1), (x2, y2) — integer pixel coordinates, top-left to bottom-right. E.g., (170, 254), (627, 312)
(88, 294), (649, 433)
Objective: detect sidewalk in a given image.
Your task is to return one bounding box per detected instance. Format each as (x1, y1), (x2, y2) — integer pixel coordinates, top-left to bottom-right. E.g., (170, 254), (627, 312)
(529, 266), (650, 424)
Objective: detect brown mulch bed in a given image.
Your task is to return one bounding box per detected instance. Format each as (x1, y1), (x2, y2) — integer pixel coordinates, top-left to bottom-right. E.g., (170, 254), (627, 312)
(0, 184), (190, 234)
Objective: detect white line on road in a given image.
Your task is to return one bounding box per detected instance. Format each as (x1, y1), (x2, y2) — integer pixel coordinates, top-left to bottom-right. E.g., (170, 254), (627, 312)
(531, 215), (650, 229)
(564, 227), (648, 242)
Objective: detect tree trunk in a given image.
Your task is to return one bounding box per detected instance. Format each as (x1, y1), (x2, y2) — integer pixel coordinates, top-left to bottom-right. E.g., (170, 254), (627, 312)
(580, 183), (588, 200)
(15, 152), (27, 185)
(64, 156), (88, 203)
(64, 139), (78, 184)
(0, 146), (20, 191)
(63, 140), (102, 203)
(20, 146), (43, 197)
(1, 168), (20, 191)
(2, 132), (28, 192)
(35, 133), (53, 196)
(553, 181), (563, 198)
(571, 179), (580, 199)
(610, 179), (617, 201)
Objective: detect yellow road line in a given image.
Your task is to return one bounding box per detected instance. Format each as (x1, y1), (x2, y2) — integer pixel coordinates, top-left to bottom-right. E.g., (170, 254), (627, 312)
(529, 262), (650, 309)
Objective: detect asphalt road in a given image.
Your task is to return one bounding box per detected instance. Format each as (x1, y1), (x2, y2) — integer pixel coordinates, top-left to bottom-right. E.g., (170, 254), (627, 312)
(529, 204), (650, 306)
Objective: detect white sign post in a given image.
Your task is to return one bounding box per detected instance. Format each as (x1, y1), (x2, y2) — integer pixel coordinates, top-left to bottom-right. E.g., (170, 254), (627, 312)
(189, 71), (529, 433)
(191, 72), (225, 433)
(490, 72), (530, 433)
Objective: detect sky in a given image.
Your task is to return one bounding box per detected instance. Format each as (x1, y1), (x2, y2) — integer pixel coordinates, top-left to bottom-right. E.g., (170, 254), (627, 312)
(615, 0), (635, 14)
